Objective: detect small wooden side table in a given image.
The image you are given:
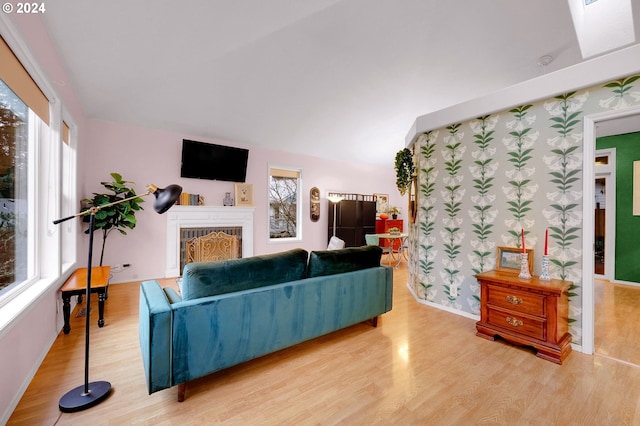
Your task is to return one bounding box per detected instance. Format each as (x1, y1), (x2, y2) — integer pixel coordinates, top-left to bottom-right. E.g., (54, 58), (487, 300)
(60, 266), (110, 334)
(475, 270), (572, 364)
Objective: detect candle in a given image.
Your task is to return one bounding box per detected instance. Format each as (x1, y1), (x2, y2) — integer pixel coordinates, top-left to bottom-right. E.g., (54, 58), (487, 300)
(544, 229), (548, 256)
(521, 228), (525, 253)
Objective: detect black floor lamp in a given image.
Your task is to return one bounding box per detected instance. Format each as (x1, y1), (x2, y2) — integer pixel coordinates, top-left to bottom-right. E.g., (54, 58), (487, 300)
(53, 183), (182, 413)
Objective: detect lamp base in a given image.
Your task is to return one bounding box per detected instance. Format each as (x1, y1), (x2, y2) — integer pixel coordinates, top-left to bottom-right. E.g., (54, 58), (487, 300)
(59, 381), (111, 413)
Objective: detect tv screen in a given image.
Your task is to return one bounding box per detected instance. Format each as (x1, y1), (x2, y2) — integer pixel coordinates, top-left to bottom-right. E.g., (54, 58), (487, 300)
(180, 139), (249, 182)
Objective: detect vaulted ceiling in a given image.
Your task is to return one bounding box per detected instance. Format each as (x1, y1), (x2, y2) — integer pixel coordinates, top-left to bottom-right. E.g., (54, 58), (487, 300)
(39, 0), (638, 166)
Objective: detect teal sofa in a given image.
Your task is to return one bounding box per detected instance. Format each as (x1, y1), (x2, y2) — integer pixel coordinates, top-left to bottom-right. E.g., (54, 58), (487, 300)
(139, 246), (393, 401)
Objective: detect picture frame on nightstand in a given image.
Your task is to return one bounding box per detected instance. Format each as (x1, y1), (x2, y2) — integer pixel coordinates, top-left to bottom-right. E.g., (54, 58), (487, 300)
(496, 246), (533, 275)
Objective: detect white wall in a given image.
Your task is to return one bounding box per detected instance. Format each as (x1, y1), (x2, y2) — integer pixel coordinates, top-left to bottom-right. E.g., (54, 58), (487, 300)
(81, 119), (402, 283)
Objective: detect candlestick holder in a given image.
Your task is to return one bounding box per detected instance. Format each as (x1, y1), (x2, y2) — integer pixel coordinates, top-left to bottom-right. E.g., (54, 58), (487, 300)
(539, 254), (551, 281)
(518, 252), (531, 279)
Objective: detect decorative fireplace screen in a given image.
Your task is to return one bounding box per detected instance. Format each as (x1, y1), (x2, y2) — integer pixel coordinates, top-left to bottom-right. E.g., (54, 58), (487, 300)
(179, 226), (243, 272)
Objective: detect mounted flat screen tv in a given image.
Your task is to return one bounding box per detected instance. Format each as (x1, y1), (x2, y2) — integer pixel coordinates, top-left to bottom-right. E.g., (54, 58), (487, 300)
(180, 139), (249, 182)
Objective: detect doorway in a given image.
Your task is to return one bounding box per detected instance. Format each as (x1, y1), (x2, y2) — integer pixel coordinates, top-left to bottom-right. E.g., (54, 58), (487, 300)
(594, 149), (615, 281)
(591, 148), (640, 365)
(582, 105), (640, 356)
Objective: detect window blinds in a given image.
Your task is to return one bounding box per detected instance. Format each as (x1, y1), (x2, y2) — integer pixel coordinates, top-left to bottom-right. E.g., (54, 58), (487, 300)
(0, 35), (49, 124)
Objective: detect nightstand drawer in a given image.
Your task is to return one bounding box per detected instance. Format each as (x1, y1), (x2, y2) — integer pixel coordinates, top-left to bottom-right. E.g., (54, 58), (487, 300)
(487, 285), (545, 316)
(486, 309), (546, 340)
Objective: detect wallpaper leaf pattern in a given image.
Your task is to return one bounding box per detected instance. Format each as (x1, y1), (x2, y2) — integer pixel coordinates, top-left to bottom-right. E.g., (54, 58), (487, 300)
(543, 91), (587, 327)
(503, 105), (538, 247)
(600, 76), (640, 109)
(543, 92), (585, 272)
(409, 74), (640, 346)
(468, 115), (498, 312)
(441, 124), (465, 307)
(419, 131), (438, 301)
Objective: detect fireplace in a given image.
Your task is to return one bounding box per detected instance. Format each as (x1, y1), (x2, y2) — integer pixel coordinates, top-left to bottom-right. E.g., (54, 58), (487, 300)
(165, 206), (255, 277)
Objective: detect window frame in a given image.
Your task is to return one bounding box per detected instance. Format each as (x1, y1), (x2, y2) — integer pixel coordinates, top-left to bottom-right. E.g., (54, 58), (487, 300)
(267, 165), (302, 243)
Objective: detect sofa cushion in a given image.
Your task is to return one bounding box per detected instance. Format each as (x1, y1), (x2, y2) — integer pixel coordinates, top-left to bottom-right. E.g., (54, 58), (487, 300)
(181, 248), (309, 300)
(307, 245), (383, 278)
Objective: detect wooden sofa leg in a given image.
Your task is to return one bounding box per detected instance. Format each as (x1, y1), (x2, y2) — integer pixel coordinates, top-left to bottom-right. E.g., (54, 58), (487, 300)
(372, 316), (378, 327)
(178, 383), (186, 402)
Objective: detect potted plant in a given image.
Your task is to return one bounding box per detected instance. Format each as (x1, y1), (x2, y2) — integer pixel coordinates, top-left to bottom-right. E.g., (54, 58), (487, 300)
(388, 206), (400, 219)
(394, 148), (415, 196)
(82, 173), (145, 266)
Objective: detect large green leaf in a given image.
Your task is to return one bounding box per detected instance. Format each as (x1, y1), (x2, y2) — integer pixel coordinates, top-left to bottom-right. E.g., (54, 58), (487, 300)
(82, 173), (146, 265)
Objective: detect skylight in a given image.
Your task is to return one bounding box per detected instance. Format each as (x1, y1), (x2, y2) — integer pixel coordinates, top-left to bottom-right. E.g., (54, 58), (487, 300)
(569, 0), (636, 58)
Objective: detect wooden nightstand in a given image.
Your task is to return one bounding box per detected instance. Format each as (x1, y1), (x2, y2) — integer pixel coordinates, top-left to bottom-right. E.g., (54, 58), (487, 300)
(475, 270), (572, 364)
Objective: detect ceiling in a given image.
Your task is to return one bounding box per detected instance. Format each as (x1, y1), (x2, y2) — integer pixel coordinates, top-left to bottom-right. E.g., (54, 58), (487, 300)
(39, 0), (638, 167)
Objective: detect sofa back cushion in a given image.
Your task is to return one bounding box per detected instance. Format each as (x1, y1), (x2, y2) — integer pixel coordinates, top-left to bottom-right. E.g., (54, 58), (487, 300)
(307, 245), (383, 278)
(181, 248), (309, 300)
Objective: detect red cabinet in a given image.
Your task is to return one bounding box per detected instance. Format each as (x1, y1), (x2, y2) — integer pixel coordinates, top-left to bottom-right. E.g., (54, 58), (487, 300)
(375, 219), (403, 251)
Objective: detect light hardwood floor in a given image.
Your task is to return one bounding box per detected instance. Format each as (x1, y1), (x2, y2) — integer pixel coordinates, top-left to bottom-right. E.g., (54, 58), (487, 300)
(9, 264), (640, 425)
(594, 278), (640, 366)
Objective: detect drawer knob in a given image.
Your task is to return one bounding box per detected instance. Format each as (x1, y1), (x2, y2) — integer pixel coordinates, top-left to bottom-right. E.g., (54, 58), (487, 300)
(505, 295), (523, 305)
(506, 316), (524, 327)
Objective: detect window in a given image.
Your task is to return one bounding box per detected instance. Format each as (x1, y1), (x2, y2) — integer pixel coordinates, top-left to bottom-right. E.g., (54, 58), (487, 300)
(268, 166), (301, 240)
(0, 33), (73, 308)
(569, 0), (635, 58)
(0, 79), (29, 294)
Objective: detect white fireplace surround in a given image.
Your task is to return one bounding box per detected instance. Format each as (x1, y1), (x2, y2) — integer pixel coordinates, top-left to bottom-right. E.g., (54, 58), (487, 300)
(165, 205), (255, 277)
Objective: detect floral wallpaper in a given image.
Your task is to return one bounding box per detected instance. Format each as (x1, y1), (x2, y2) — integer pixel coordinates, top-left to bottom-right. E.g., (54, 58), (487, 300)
(408, 74), (640, 345)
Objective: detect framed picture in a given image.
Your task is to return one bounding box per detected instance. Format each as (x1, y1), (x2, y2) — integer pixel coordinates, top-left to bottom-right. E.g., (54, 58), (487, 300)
(496, 246), (533, 275)
(374, 193), (389, 215)
(310, 187), (320, 222)
(234, 183), (254, 206)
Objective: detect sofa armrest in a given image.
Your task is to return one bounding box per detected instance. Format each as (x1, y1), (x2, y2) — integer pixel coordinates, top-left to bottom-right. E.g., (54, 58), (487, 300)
(139, 280), (173, 394)
(164, 287), (182, 304)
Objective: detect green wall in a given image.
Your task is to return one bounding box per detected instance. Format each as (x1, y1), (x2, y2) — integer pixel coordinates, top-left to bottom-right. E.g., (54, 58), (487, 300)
(596, 132), (640, 283)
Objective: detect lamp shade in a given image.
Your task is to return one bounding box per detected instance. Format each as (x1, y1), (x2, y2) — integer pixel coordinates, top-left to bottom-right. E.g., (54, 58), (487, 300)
(151, 184), (182, 214)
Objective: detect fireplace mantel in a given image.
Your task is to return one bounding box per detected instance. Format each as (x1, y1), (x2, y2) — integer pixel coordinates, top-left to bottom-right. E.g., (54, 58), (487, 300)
(165, 205), (255, 277)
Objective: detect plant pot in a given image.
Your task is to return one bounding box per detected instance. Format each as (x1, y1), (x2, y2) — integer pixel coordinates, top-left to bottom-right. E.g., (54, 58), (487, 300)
(392, 214), (398, 219)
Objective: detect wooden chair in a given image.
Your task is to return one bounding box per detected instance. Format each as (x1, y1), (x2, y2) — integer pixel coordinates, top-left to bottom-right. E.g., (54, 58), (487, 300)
(185, 231), (239, 264)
